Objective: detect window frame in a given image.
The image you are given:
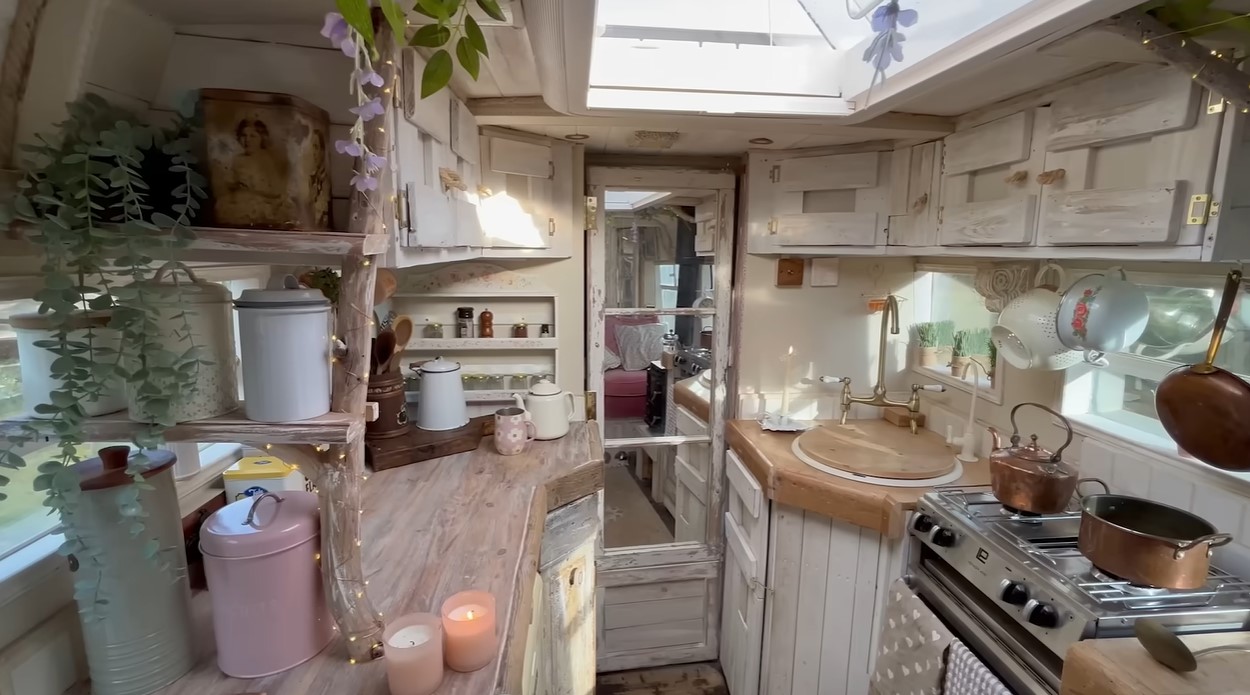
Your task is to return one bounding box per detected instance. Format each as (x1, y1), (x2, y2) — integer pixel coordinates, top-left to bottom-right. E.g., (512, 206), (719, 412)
(910, 263), (1006, 405)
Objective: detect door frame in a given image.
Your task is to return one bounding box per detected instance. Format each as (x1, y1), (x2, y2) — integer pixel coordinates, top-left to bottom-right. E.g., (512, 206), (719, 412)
(586, 166), (737, 670)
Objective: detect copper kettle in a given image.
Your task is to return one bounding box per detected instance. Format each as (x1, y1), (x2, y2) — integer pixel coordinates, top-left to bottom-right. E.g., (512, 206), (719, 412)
(988, 403), (1079, 514)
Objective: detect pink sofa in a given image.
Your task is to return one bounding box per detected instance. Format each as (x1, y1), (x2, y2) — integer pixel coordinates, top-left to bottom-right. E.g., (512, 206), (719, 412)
(604, 315), (658, 420)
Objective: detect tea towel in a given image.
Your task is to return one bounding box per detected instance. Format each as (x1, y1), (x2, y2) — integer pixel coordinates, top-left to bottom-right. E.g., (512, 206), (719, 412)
(943, 638), (1012, 695)
(870, 578), (954, 695)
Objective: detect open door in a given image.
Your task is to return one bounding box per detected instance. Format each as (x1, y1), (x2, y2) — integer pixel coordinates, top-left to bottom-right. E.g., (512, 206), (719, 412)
(586, 167), (736, 672)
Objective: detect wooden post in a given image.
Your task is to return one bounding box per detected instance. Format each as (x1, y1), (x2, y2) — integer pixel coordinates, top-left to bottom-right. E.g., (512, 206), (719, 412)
(314, 22), (398, 662)
(1102, 10), (1250, 113)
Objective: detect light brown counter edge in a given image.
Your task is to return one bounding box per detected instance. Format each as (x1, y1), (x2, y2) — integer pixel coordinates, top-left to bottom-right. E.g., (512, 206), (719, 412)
(726, 419), (990, 539)
(1062, 634), (1250, 695)
(498, 426), (604, 695)
(674, 380), (710, 424)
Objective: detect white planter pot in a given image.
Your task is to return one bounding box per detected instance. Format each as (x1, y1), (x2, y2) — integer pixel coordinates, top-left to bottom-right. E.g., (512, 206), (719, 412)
(234, 277), (332, 423)
(11, 311), (126, 417)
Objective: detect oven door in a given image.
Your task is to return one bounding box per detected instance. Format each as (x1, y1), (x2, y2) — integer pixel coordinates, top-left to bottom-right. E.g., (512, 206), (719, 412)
(910, 550), (1062, 695)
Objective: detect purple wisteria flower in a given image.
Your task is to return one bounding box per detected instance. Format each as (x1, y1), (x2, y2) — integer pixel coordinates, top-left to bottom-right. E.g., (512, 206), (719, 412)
(351, 172), (379, 192)
(355, 69), (385, 88)
(366, 153), (386, 172)
(350, 97), (385, 122)
(321, 12), (355, 57)
(863, 1), (918, 74)
(335, 139), (363, 157)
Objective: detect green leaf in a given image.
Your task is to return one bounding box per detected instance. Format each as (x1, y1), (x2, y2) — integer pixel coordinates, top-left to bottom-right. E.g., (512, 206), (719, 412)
(335, 0), (375, 50)
(416, 0), (450, 21)
(455, 37), (480, 80)
(409, 23), (451, 47)
(475, 0), (506, 22)
(464, 15), (487, 56)
(379, 0), (408, 43)
(421, 49), (454, 98)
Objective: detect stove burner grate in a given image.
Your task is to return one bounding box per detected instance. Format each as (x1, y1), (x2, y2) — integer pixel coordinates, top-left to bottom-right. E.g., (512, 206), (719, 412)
(1088, 567), (1170, 596)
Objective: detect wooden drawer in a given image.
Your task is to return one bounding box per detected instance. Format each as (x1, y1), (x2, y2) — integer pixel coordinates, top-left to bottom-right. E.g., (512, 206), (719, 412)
(675, 405), (707, 436)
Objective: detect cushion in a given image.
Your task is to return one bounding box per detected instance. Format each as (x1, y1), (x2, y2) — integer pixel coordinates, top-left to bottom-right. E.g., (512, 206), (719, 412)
(604, 367), (649, 397)
(604, 349), (622, 371)
(604, 314), (658, 355)
(615, 322), (666, 371)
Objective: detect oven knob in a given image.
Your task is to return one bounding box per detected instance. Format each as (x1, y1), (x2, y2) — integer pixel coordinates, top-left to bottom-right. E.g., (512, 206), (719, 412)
(912, 514), (935, 533)
(1024, 599), (1060, 629)
(930, 527), (957, 548)
(999, 580), (1029, 606)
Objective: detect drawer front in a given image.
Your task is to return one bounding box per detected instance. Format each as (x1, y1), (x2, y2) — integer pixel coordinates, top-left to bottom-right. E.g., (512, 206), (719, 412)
(675, 405), (707, 436)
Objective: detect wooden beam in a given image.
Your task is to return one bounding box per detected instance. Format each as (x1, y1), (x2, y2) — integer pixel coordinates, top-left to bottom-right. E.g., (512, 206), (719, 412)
(467, 96), (956, 140)
(1102, 9), (1250, 112)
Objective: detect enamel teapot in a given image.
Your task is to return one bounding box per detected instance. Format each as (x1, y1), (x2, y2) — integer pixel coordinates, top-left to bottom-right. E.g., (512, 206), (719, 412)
(513, 378), (575, 440)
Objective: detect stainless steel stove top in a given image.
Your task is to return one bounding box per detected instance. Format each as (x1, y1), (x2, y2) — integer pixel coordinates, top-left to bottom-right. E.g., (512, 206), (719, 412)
(911, 486), (1250, 660)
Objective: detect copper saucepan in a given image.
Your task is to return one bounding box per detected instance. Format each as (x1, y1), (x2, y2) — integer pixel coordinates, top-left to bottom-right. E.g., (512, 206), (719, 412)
(1079, 493), (1232, 590)
(1156, 269), (1250, 471)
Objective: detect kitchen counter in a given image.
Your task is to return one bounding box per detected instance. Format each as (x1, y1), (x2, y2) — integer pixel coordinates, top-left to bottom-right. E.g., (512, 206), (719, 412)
(726, 419), (989, 538)
(147, 423), (604, 695)
(673, 375), (711, 423)
(1062, 634), (1250, 694)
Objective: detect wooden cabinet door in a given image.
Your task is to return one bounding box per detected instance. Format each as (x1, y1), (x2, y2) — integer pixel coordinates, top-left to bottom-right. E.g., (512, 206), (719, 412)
(939, 109), (1047, 246)
(721, 449), (768, 695)
(764, 151), (889, 248)
(479, 133), (554, 249)
(887, 140), (943, 246)
(674, 452), (708, 543)
(1037, 65), (1219, 247)
(538, 494), (597, 695)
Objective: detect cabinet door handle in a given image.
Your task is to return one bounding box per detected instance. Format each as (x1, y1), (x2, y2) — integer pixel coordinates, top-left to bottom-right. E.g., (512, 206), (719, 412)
(1036, 169), (1066, 185)
(1004, 170), (1029, 185)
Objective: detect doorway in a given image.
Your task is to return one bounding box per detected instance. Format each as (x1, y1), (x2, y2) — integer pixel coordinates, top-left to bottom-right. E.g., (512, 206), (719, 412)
(586, 167), (736, 671)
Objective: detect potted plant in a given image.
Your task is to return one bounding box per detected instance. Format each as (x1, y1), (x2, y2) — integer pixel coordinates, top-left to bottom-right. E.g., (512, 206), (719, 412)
(967, 327), (992, 379)
(935, 319), (956, 366)
(951, 329), (972, 378)
(914, 322), (941, 367)
(988, 339), (998, 387)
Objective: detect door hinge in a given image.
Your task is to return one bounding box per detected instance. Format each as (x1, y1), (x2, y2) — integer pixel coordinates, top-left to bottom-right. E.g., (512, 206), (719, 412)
(549, 161), (556, 179)
(548, 218), (556, 237)
(769, 164), (781, 183)
(1211, 200), (1221, 218)
(1208, 91), (1227, 115)
(937, 205), (944, 225)
(1188, 194), (1213, 225)
(584, 195), (598, 231)
(749, 578), (773, 600)
(767, 218), (779, 235)
(396, 186), (411, 232)
(584, 391), (598, 422)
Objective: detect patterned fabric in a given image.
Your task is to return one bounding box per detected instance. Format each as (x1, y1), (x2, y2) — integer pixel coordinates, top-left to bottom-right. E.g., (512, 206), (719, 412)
(871, 579), (953, 695)
(614, 322), (666, 371)
(943, 639), (1012, 695)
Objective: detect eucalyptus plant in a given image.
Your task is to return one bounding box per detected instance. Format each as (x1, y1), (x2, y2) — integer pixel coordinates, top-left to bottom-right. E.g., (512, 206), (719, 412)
(0, 93), (208, 616)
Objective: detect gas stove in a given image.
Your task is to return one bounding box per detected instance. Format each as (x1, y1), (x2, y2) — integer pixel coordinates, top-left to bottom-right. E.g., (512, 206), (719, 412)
(908, 486), (1250, 693)
(674, 347), (711, 379)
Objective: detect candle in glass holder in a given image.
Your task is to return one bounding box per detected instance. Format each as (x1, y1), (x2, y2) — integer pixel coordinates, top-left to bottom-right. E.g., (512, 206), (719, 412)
(383, 613), (444, 695)
(440, 590), (498, 672)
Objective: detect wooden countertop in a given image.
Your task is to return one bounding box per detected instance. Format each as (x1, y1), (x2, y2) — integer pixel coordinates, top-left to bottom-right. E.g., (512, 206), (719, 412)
(1063, 634), (1250, 695)
(727, 419), (989, 538)
(151, 423), (603, 695)
(673, 375), (711, 423)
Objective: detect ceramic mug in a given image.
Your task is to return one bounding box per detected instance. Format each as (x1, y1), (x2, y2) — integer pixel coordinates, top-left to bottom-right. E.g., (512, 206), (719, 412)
(494, 407), (536, 456)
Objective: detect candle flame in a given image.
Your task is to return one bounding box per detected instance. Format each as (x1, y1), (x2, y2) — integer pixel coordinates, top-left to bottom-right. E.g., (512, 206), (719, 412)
(787, 346), (794, 356)
(466, 610), (476, 620)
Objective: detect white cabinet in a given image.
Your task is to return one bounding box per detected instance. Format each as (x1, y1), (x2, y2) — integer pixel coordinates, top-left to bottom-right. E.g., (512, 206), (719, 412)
(720, 449), (768, 695)
(747, 149), (892, 255)
(1036, 64), (1218, 248)
(887, 140), (943, 247)
(479, 134), (554, 250)
(939, 109), (1048, 246)
(674, 406), (709, 543)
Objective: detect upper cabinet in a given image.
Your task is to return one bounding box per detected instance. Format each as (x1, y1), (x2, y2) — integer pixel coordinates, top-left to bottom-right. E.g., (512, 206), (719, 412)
(746, 149), (892, 255)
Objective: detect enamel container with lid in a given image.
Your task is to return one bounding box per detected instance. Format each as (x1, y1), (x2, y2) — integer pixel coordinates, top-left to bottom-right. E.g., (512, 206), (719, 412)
(234, 275), (332, 422)
(126, 263), (238, 422)
(10, 311), (126, 417)
(415, 356), (468, 431)
(200, 490), (333, 678)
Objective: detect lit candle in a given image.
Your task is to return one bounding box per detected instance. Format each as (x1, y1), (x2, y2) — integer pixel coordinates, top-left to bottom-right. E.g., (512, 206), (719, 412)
(780, 346), (795, 418)
(383, 613), (444, 695)
(440, 590), (498, 672)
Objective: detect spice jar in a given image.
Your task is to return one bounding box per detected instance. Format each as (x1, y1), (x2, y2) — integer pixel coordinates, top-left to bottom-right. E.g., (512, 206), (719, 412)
(480, 308), (494, 338)
(539, 324), (552, 338)
(512, 322), (528, 338)
(456, 308), (474, 339)
(425, 322), (443, 339)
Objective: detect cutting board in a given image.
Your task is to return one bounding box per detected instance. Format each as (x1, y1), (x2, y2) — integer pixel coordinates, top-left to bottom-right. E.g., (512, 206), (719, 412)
(794, 423), (956, 480)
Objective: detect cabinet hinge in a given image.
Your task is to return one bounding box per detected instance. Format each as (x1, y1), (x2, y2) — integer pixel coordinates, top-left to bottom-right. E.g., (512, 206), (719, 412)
(549, 161), (555, 179)
(396, 186), (411, 231)
(584, 391), (597, 422)
(937, 206), (944, 225)
(767, 218), (779, 235)
(584, 195), (598, 231)
(1208, 91), (1227, 115)
(548, 218), (556, 237)
(749, 578), (773, 600)
(769, 164), (781, 183)
(1211, 200), (1222, 218)
(1188, 194), (1213, 225)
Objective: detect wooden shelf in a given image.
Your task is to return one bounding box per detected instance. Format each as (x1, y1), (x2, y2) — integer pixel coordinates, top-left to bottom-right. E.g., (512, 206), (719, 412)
(0, 407), (365, 444)
(393, 291), (557, 299)
(406, 390), (521, 403)
(405, 338), (558, 350)
(6, 224), (389, 258)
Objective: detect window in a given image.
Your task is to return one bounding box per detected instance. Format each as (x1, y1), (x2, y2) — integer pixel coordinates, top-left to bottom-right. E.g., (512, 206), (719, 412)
(1061, 267), (1248, 457)
(656, 264), (680, 331)
(911, 266), (1001, 402)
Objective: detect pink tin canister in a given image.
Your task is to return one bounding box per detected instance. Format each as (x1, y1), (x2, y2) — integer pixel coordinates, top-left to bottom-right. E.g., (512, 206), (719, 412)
(201, 491), (333, 677)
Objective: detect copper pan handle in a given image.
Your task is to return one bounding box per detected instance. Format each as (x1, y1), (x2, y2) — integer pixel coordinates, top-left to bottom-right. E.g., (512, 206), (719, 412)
(1196, 269), (1243, 374)
(1171, 533), (1233, 559)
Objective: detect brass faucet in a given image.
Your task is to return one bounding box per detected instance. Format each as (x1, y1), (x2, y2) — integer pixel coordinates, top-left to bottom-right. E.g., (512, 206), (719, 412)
(820, 294), (943, 435)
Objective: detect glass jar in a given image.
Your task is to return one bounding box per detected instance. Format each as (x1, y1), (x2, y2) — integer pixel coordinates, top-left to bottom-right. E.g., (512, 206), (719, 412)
(509, 373), (532, 391)
(482, 374), (505, 391)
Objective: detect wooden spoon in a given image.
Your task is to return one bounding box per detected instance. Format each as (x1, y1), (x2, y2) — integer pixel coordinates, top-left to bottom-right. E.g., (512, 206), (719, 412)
(390, 316), (414, 370)
(374, 330), (397, 376)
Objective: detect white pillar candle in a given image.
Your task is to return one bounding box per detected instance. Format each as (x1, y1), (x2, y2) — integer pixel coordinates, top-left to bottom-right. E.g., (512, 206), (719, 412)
(780, 346), (794, 418)
(383, 614), (443, 695)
